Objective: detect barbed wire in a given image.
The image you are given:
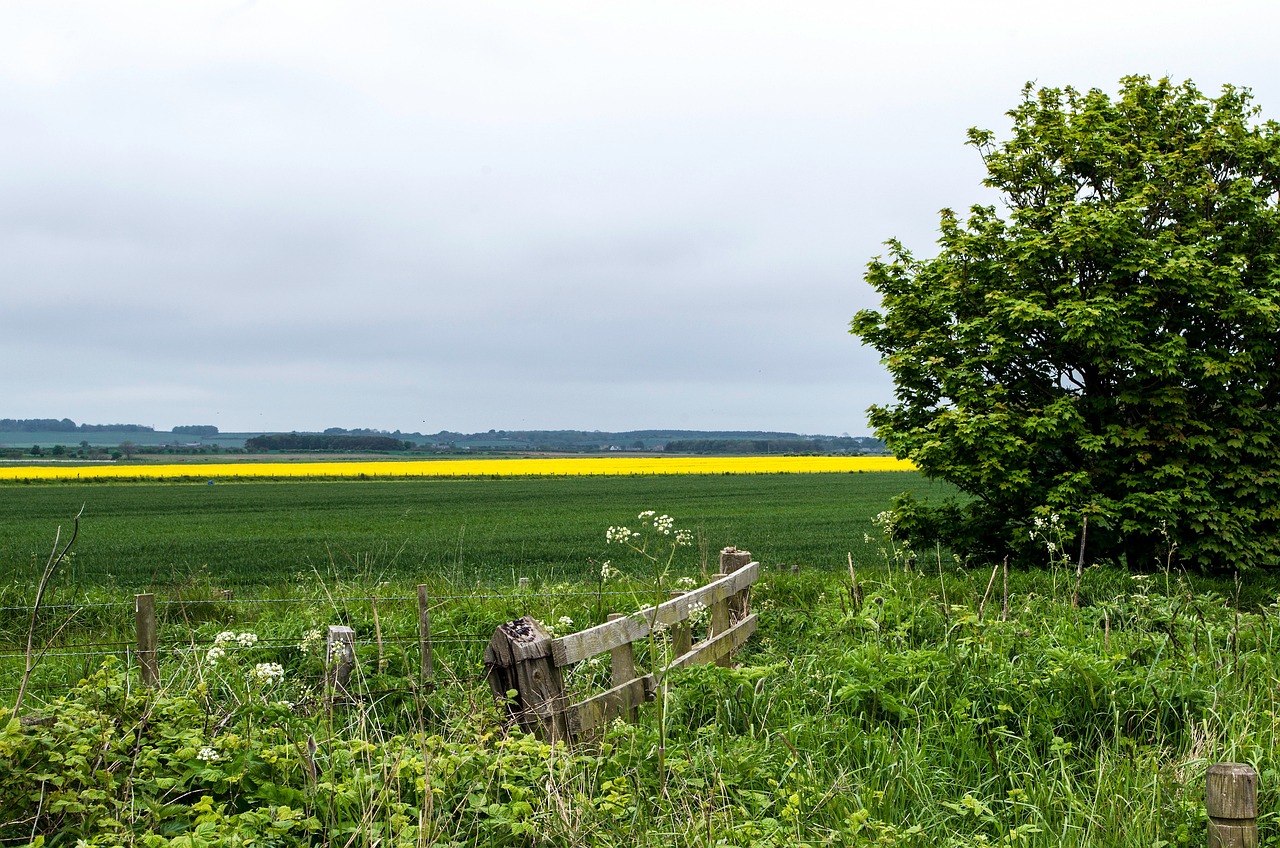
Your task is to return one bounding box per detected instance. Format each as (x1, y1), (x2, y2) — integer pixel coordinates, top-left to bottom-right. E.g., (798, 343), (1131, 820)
(0, 587), (671, 615)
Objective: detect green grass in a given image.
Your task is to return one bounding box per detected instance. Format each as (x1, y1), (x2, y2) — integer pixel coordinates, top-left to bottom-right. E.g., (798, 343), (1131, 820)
(0, 472), (952, 592)
(5, 561), (1280, 846)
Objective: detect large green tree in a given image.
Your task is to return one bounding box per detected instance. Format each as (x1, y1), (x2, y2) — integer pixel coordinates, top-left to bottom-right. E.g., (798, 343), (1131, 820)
(851, 77), (1280, 571)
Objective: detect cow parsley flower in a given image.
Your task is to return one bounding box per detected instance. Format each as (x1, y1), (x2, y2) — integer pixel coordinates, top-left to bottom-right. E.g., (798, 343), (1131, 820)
(197, 746), (220, 763)
(252, 662), (285, 685)
(606, 526), (635, 544)
(297, 628), (323, 654)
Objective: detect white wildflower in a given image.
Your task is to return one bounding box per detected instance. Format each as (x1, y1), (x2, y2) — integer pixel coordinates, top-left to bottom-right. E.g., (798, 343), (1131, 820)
(557, 615), (574, 630)
(674, 576), (697, 590)
(205, 645), (226, 666)
(196, 746), (220, 763)
(637, 510), (656, 520)
(687, 600), (708, 625)
(236, 632), (258, 648)
(600, 561), (615, 581)
(251, 662), (285, 685)
(297, 628), (322, 654)
(675, 529), (693, 547)
(606, 526), (635, 544)
(213, 631), (236, 647)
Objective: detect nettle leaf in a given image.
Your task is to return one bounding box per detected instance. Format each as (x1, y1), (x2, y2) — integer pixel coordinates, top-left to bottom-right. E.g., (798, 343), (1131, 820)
(852, 75), (1280, 571)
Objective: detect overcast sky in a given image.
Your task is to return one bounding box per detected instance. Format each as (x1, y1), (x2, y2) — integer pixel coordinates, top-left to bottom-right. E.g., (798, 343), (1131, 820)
(3, 2), (1276, 435)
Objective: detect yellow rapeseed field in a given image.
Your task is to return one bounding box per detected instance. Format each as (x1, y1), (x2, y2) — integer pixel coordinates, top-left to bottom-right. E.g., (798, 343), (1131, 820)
(0, 455), (914, 482)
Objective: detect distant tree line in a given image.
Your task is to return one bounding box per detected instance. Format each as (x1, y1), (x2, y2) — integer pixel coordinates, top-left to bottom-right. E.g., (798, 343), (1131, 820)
(172, 425), (219, 436)
(245, 434), (412, 452)
(0, 418), (154, 433)
(665, 436), (881, 455)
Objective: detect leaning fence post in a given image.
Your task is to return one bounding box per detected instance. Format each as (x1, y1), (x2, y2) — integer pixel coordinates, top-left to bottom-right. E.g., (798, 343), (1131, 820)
(327, 625), (357, 693)
(134, 593), (158, 688)
(1207, 762), (1258, 848)
(417, 584), (434, 688)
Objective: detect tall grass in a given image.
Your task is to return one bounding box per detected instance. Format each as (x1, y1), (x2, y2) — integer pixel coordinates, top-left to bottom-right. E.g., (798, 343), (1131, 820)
(4, 559), (1278, 846)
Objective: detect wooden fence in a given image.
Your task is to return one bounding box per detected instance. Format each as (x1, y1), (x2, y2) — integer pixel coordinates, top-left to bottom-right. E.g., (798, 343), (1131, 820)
(484, 547), (759, 741)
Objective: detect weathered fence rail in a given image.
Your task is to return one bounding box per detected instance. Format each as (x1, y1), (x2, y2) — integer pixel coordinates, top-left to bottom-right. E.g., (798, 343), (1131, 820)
(485, 547), (760, 741)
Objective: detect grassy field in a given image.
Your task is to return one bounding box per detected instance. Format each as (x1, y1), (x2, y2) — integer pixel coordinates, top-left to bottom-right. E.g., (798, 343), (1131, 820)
(0, 472), (943, 593)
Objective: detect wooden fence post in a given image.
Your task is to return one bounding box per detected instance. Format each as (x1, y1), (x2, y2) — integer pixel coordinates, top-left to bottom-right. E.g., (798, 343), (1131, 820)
(135, 593), (158, 688)
(327, 625), (357, 693)
(607, 613), (639, 722)
(417, 584), (434, 687)
(484, 616), (567, 741)
(713, 547), (753, 667)
(669, 591), (692, 659)
(1207, 762), (1258, 848)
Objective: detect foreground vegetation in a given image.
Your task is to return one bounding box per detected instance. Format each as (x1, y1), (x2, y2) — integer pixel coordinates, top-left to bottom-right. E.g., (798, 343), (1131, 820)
(4, 557), (1280, 846)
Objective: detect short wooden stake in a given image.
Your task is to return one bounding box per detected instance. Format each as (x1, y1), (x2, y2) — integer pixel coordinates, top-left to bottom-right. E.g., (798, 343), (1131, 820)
(607, 613), (639, 722)
(327, 625), (357, 693)
(417, 584), (434, 687)
(135, 593), (158, 688)
(1207, 762), (1258, 848)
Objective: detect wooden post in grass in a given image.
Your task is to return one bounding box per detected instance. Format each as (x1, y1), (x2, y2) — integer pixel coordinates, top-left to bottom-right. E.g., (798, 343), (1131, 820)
(484, 616), (567, 741)
(417, 584), (434, 687)
(607, 613), (639, 722)
(327, 625), (357, 693)
(135, 593), (158, 688)
(712, 547), (752, 666)
(1207, 763), (1258, 848)
(668, 592), (692, 659)
(720, 547), (753, 621)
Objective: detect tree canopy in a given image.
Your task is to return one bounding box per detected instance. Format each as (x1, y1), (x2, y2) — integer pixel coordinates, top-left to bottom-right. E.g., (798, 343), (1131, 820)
(850, 76), (1280, 571)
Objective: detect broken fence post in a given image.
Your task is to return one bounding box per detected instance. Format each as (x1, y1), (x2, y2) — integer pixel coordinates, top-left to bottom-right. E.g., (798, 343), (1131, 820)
(484, 616), (568, 741)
